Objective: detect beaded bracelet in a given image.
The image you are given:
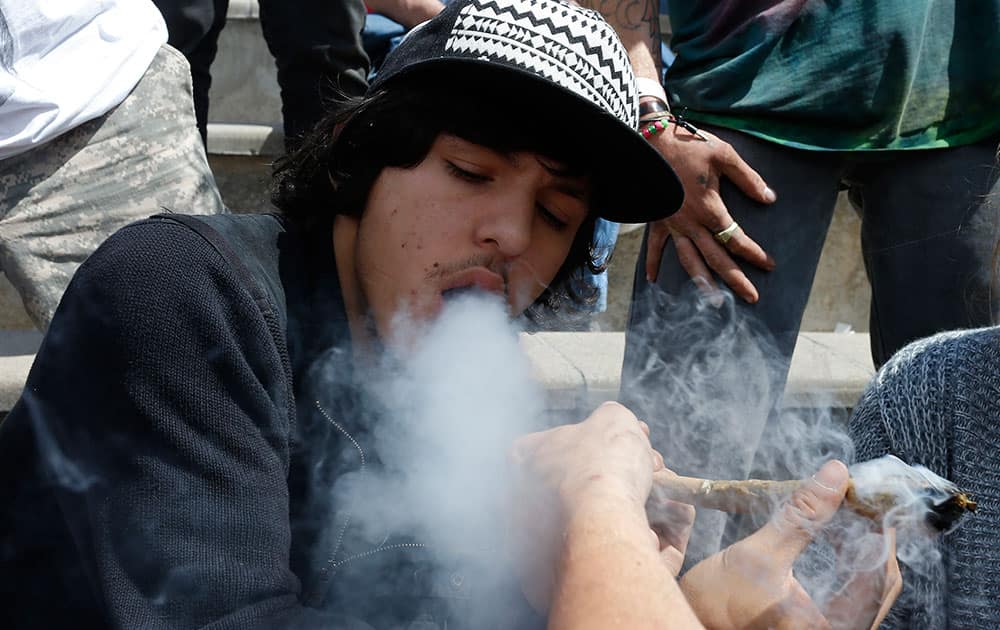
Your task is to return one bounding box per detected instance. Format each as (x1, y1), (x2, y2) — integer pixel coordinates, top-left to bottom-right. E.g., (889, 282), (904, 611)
(639, 118), (669, 140)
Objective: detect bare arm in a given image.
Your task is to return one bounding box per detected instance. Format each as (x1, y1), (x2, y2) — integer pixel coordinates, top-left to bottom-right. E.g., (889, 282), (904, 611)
(549, 489), (704, 630)
(581, 0), (662, 81)
(579, 0), (777, 303)
(366, 0), (444, 28)
(511, 403), (702, 629)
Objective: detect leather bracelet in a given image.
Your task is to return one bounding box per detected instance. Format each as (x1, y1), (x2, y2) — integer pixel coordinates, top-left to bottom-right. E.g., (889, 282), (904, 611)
(639, 99), (670, 119)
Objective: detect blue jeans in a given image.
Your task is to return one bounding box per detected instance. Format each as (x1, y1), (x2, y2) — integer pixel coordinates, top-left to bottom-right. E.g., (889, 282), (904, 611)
(362, 13), (406, 76)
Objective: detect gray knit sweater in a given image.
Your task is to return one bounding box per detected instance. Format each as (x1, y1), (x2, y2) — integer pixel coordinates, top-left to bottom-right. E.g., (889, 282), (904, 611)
(850, 326), (1000, 629)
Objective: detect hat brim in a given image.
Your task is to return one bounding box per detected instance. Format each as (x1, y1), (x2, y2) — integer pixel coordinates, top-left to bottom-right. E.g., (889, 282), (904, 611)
(370, 57), (684, 224)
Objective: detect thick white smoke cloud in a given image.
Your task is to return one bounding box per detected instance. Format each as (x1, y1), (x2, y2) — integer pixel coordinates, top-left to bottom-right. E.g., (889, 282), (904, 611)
(329, 293), (545, 622)
(623, 282), (953, 625)
(321, 281), (963, 626)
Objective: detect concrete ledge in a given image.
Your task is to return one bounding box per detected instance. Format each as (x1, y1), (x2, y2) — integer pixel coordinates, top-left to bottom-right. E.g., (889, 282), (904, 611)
(783, 332), (874, 408)
(226, 0), (259, 19)
(522, 332), (623, 412)
(522, 331), (874, 413)
(1, 331), (873, 416)
(206, 123), (284, 157)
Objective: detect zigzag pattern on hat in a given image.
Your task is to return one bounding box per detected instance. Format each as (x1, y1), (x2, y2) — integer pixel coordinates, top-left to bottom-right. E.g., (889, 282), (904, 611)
(470, 0), (630, 72)
(447, 30), (619, 118)
(444, 0), (636, 125)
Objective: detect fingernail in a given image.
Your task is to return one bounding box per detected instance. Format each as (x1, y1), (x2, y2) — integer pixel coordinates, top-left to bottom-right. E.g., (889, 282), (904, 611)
(763, 187), (777, 203)
(693, 277), (725, 308)
(811, 461), (845, 492)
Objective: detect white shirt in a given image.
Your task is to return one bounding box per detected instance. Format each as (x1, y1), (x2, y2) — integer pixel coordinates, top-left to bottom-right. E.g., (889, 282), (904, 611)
(0, 0), (168, 160)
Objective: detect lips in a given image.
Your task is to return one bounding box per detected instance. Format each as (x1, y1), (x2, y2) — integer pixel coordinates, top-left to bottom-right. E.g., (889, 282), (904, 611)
(441, 267), (506, 300)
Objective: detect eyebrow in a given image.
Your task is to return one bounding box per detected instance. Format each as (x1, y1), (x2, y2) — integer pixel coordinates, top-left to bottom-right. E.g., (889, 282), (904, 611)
(536, 158), (588, 200)
(451, 139), (588, 199)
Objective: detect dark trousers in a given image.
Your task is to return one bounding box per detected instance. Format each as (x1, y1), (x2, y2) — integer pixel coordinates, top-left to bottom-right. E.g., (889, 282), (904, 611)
(151, 0), (370, 148)
(621, 126), (1000, 563)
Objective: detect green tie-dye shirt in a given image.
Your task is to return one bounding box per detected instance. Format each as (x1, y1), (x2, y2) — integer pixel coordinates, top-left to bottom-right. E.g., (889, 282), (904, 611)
(665, 1), (1000, 151)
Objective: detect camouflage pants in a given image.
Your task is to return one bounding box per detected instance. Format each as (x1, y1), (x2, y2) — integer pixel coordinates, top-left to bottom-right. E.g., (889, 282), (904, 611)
(0, 44), (226, 330)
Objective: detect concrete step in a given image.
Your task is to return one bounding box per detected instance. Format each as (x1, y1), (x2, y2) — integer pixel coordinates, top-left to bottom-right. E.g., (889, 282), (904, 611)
(1, 331), (873, 417)
(207, 0), (281, 127)
(1, 329), (43, 413)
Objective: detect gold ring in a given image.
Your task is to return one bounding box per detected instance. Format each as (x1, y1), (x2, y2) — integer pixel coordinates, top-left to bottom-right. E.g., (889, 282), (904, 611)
(713, 221), (741, 244)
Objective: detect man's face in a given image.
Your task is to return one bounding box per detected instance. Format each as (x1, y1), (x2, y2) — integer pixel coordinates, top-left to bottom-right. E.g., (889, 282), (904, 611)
(353, 134), (591, 340)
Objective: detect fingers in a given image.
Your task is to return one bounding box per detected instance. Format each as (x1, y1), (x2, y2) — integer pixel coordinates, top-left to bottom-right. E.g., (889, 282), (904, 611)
(717, 142), (777, 205)
(636, 419), (650, 437)
(644, 220), (671, 283)
(872, 530), (903, 630)
(641, 133), (778, 300)
(688, 230), (760, 303)
(632, 418), (667, 474)
(673, 236), (718, 294)
(647, 497), (695, 577)
(646, 465), (694, 578)
(751, 460), (850, 567)
(823, 528), (902, 630)
(659, 199), (772, 303)
(747, 581), (831, 630)
(721, 225), (776, 274)
(639, 420), (665, 473)
(650, 499), (695, 549)
(651, 449), (665, 472)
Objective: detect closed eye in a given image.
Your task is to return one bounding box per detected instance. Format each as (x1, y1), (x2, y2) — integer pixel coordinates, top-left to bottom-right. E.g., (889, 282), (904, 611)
(446, 161), (491, 184)
(538, 204), (568, 230)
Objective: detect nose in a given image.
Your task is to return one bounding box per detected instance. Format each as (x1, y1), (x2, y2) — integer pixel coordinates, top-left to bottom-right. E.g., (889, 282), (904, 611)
(475, 190), (534, 259)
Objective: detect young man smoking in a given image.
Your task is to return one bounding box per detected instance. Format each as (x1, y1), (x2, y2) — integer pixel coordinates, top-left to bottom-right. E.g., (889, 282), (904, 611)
(0, 1), (898, 628)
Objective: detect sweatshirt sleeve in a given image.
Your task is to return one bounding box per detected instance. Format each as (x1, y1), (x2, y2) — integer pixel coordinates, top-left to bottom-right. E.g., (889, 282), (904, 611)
(13, 218), (338, 628)
(848, 381), (894, 464)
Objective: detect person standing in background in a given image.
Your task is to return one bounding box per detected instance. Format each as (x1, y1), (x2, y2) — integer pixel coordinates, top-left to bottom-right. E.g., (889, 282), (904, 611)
(0, 0), (224, 330)
(850, 325), (1000, 628)
(581, 0), (1000, 564)
(152, 0), (371, 150)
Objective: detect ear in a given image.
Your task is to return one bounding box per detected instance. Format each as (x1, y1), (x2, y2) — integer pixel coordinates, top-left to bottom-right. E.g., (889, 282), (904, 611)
(334, 213), (360, 244)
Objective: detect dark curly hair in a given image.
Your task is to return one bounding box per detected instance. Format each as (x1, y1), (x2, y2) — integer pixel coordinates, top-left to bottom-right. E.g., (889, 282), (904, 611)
(271, 67), (612, 323)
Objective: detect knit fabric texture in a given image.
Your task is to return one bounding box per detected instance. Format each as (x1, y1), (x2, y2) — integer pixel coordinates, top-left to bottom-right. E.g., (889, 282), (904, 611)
(850, 326), (1000, 628)
(0, 213), (544, 629)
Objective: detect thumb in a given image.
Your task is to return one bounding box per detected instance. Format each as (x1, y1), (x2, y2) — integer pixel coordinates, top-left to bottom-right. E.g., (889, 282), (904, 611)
(751, 460), (849, 568)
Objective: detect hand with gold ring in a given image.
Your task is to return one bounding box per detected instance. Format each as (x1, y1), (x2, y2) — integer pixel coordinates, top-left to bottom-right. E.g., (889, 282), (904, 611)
(639, 118), (777, 304)
(713, 221), (741, 244)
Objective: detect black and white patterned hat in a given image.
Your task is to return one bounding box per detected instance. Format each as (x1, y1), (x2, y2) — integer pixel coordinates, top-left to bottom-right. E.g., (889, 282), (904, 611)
(370, 0), (683, 223)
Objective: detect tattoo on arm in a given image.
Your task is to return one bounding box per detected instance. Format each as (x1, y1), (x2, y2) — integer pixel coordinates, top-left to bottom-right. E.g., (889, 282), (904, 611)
(589, 0), (663, 74)
(697, 174), (709, 187)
